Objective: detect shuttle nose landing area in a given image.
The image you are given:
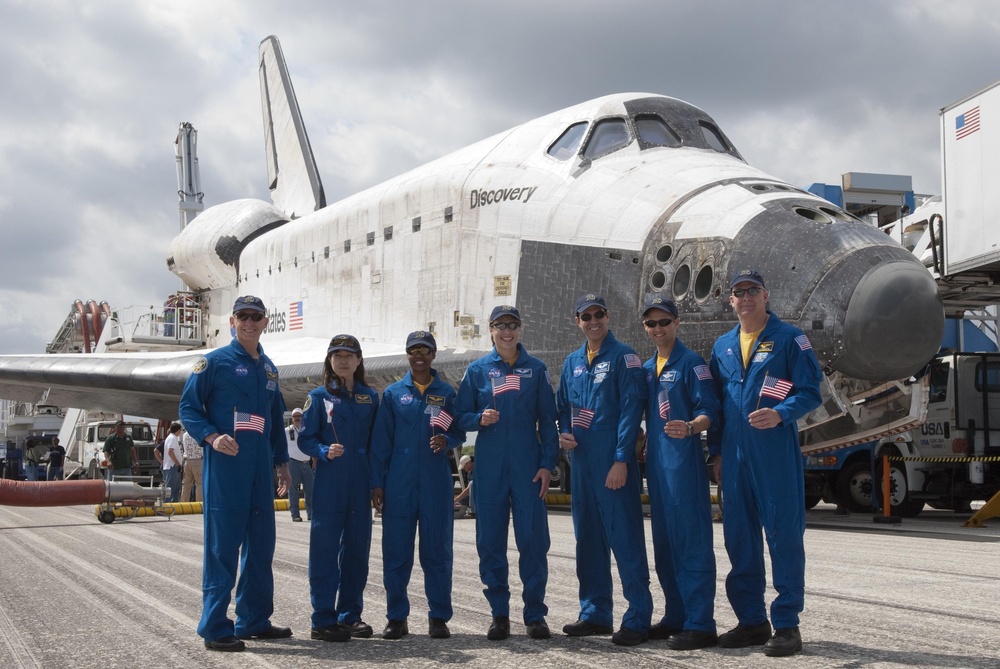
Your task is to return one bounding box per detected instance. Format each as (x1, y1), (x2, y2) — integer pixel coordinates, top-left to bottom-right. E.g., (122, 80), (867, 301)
(840, 261), (944, 382)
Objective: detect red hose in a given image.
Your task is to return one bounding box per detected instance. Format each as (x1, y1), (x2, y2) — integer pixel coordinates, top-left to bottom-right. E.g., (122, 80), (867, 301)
(0, 479), (107, 506)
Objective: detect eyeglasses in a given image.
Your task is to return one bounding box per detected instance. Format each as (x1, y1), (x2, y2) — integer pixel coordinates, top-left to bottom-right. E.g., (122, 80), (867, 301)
(407, 346), (432, 356)
(292, 416), (301, 420)
(731, 287), (763, 298)
(235, 311), (265, 322)
(490, 322), (521, 331)
(579, 310), (607, 322)
(643, 318), (674, 328)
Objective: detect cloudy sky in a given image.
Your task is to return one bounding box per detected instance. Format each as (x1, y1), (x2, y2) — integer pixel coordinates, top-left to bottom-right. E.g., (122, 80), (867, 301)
(1, 0), (997, 354)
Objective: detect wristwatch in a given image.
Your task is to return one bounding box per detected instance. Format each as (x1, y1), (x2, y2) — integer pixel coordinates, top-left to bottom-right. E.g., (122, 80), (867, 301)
(686, 422), (694, 436)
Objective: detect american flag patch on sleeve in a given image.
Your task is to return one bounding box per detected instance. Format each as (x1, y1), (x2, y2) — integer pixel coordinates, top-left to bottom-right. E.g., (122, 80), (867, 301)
(693, 365), (712, 380)
(624, 353), (642, 369)
(795, 335), (813, 351)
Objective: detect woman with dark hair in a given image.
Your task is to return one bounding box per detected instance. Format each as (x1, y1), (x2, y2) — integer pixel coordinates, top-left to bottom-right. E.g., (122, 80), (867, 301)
(298, 334), (380, 643)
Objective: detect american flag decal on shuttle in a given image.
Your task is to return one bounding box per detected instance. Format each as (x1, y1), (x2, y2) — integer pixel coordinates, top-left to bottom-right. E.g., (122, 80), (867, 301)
(289, 301), (304, 330)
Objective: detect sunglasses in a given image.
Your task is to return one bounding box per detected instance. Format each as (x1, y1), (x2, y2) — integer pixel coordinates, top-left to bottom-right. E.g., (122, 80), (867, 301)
(731, 287), (763, 298)
(407, 346), (433, 356)
(490, 322), (521, 331)
(579, 310), (607, 322)
(643, 318), (674, 328)
(235, 311), (265, 322)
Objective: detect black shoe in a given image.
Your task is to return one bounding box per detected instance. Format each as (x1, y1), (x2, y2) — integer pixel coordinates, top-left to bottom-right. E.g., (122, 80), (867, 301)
(666, 629), (718, 650)
(718, 621), (772, 648)
(487, 615), (510, 640)
(292, 516), (302, 522)
(382, 619), (409, 640)
(344, 620), (373, 638)
(648, 622), (682, 640)
(236, 624), (292, 640)
(763, 627), (802, 657)
(612, 626), (649, 646)
(204, 636), (245, 652)
(428, 617), (451, 639)
(526, 619), (551, 639)
(311, 625), (351, 642)
(562, 619), (614, 636)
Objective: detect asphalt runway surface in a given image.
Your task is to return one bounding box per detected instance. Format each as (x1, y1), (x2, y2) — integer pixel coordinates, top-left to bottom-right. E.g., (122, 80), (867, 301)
(1, 500), (998, 668)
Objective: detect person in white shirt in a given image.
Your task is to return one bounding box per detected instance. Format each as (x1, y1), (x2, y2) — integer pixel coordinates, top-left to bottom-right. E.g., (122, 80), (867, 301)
(163, 423), (184, 503)
(286, 408), (314, 522)
(181, 428), (204, 502)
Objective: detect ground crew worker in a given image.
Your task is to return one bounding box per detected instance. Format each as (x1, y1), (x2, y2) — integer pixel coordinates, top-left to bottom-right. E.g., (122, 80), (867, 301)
(556, 294), (653, 646)
(455, 305), (559, 641)
(298, 334), (380, 643)
(709, 270), (822, 657)
(102, 421), (137, 481)
(178, 295), (292, 652)
(639, 296), (721, 650)
(370, 331), (466, 640)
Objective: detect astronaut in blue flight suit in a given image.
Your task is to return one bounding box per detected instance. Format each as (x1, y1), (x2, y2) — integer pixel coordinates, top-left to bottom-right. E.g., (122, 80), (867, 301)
(708, 270), (822, 658)
(455, 305), (559, 641)
(298, 334), (380, 643)
(178, 295), (292, 653)
(555, 294), (653, 647)
(370, 330), (466, 641)
(639, 296), (721, 651)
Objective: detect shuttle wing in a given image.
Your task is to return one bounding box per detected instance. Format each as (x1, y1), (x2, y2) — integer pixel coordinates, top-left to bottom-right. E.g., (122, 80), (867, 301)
(0, 346), (482, 419)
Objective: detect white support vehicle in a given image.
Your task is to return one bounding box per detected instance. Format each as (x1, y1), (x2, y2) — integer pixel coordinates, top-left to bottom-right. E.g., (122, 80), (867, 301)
(806, 353), (1000, 516)
(64, 419), (161, 484)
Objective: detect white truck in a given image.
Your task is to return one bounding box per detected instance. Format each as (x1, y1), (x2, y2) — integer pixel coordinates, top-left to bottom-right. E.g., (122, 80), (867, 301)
(64, 419), (161, 484)
(805, 352), (1000, 516)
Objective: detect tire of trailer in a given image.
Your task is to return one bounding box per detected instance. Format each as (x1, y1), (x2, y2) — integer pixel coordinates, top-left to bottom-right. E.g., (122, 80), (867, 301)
(874, 459), (924, 518)
(804, 494), (822, 510)
(835, 461), (874, 513)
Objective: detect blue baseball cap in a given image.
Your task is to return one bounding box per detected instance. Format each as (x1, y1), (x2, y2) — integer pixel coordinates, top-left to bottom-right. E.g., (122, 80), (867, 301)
(574, 293), (607, 315)
(232, 295), (267, 314)
(489, 305), (521, 322)
(641, 296), (679, 318)
(327, 334), (362, 354)
(729, 269), (766, 289)
(405, 330), (437, 351)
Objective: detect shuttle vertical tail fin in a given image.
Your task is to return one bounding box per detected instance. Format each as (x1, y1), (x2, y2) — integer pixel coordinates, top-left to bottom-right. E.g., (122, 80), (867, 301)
(258, 35), (326, 218)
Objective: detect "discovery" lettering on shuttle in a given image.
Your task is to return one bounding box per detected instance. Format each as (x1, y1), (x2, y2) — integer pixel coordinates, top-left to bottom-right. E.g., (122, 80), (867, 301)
(469, 186), (538, 209)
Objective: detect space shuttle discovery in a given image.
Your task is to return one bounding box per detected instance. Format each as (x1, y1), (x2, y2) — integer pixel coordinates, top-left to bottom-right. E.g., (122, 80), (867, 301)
(0, 36), (944, 453)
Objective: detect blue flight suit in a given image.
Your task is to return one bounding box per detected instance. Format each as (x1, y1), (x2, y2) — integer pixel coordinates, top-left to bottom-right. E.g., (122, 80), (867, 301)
(555, 331), (653, 632)
(298, 382), (379, 630)
(455, 344), (559, 623)
(708, 312), (822, 629)
(642, 339), (721, 633)
(370, 370), (466, 622)
(179, 338), (289, 642)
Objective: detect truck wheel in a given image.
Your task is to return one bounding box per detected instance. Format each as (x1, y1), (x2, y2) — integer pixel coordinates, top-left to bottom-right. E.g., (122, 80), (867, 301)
(559, 457), (571, 494)
(874, 460), (924, 518)
(86, 459), (99, 480)
(836, 462), (874, 513)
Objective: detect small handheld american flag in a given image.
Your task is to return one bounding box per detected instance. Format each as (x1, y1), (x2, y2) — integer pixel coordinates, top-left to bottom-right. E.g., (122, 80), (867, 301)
(429, 406), (453, 431)
(572, 407), (595, 429)
(234, 409), (265, 434)
(759, 374), (793, 401)
(657, 387), (671, 420)
(491, 374), (521, 395)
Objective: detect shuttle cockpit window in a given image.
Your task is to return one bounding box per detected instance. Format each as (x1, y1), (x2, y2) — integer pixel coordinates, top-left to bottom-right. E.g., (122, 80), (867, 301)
(699, 121), (730, 153)
(583, 118), (631, 160)
(547, 122), (589, 160)
(635, 114), (681, 148)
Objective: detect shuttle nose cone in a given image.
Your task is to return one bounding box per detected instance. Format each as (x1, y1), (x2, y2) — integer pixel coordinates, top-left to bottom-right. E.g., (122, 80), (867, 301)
(838, 261), (943, 382)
